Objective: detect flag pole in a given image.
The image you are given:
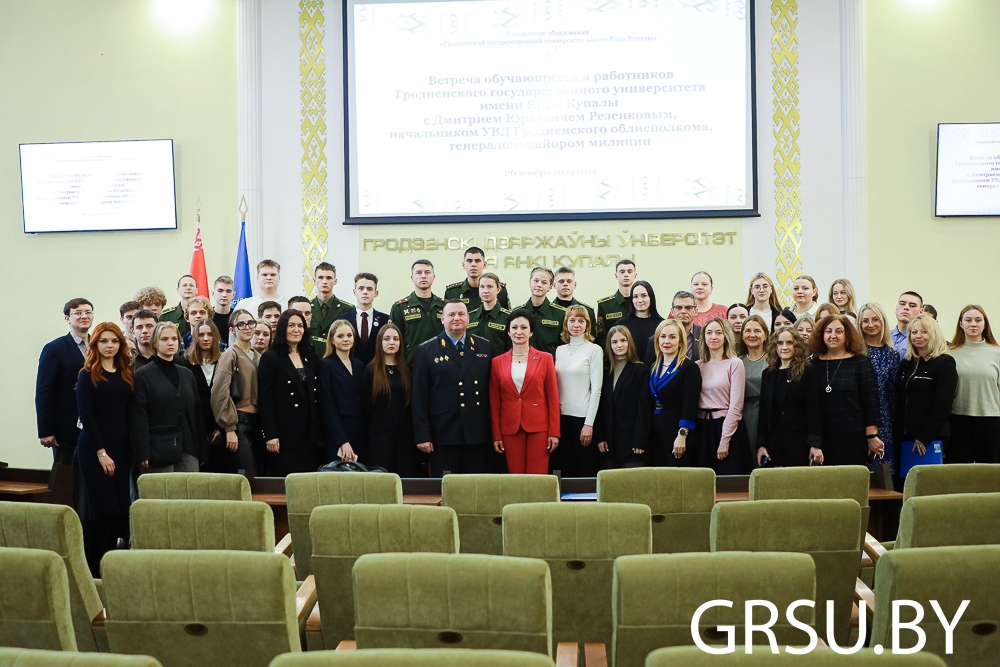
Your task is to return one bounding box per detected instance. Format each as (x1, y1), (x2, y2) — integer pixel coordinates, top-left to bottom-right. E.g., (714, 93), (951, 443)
(233, 196), (253, 305)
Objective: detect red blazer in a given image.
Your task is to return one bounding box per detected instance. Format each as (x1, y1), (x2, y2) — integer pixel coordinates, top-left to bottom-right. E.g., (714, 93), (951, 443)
(489, 348), (561, 441)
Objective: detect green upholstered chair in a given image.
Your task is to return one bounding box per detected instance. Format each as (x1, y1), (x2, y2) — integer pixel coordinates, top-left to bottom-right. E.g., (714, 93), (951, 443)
(440, 474), (560, 555)
(269, 649), (555, 667)
(645, 646), (947, 666)
(101, 550), (304, 667)
(502, 502), (651, 647)
(711, 499), (863, 646)
(597, 468), (715, 553)
(612, 552), (816, 667)
(136, 473), (251, 501)
(896, 493), (1000, 550)
(0, 549), (76, 651)
(352, 553), (552, 656)
(285, 473), (402, 577)
(872, 546), (1000, 667)
(0, 503), (106, 652)
(0, 648), (163, 666)
(902, 463), (1000, 503)
(129, 499), (276, 552)
(749, 466), (871, 536)
(308, 505), (459, 649)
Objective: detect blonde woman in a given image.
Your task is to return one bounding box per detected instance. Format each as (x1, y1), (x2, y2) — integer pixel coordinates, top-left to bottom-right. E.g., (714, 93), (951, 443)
(745, 271), (784, 329)
(859, 302), (899, 472)
(896, 315), (957, 470)
(790, 275), (820, 320)
(829, 279), (858, 315)
(947, 305), (1000, 463)
(553, 305), (604, 476)
(318, 319), (364, 463)
(634, 320), (702, 467)
(695, 318), (748, 474)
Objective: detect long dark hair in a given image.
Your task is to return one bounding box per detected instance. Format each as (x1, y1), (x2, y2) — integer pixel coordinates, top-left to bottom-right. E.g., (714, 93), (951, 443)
(627, 280), (661, 319)
(766, 326), (809, 381)
(272, 310), (313, 360)
(370, 322), (411, 405)
(84, 322), (134, 388)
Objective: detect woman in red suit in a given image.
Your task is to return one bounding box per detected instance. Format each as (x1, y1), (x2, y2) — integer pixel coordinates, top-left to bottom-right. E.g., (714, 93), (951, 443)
(490, 309), (561, 474)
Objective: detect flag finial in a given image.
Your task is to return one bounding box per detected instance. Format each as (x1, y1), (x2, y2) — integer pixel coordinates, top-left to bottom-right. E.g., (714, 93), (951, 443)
(196, 196), (202, 224)
(239, 195), (248, 222)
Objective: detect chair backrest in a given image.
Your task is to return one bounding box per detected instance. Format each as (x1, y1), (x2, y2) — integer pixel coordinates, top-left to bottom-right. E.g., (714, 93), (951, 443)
(137, 473), (252, 501)
(896, 493), (1000, 550)
(441, 474), (560, 555)
(269, 649), (555, 667)
(0, 648), (164, 666)
(310, 504), (459, 647)
(597, 468), (715, 553)
(613, 552), (815, 667)
(352, 553), (552, 656)
(873, 546), (1000, 667)
(0, 548), (76, 651)
(710, 499), (862, 646)
(502, 502), (651, 645)
(902, 464), (1000, 503)
(101, 550), (299, 667)
(749, 466), (870, 541)
(285, 472), (403, 577)
(645, 646), (947, 666)
(129, 499), (276, 552)
(0, 502), (104, 652)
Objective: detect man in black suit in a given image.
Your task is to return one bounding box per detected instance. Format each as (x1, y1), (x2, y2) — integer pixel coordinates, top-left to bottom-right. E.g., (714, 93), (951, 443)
(36, 298), (94, 465)
(412, 300), (493, 476)
(645, 290), (703, 365)
(341, 272), (388, 366)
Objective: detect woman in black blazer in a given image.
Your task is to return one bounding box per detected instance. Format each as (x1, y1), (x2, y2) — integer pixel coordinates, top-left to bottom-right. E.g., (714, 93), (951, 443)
(318, 319), (367, 463)
(361, 323), (415, 476)
(258, 310), (323, 476)
(595, 325), (648, 467)
(130, 322), (205, 472)
(756, 326), (823, 467)
(634, 320), (702, 467)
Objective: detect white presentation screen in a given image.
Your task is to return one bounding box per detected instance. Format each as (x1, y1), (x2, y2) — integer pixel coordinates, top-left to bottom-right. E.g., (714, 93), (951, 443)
(20, 139), (177, 233)
(936, 123), (1000, 217)
(345, 0), (756, 223)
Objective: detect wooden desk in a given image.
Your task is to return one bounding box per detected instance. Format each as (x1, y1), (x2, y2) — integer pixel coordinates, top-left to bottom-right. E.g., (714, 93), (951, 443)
(0, 482), (49, 495)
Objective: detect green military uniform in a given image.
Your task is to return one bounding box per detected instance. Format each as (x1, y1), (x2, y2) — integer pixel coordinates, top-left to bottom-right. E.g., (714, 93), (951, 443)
(468, 304), (512, 358)
(309, 294), (353, 341)
(517, 297), (565, 355)
(311, 334), (328, 359)
(553, 297), (597, 332)
(443, 279), (512, 312)
(158, 301), (189, 339)
(596, 291), (629, 349)
(389, 292), (445, 362)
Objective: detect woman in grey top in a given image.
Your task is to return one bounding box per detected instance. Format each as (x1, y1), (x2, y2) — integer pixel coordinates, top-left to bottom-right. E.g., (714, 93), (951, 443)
(210, 309), (262, 475)
(738, 315), (769, 469)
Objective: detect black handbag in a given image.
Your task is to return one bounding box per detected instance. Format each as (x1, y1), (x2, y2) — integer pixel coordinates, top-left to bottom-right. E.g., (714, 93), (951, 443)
(318, 460), (388, 473)
(148, 425), (183, 467)
(229, 351), (242, 404)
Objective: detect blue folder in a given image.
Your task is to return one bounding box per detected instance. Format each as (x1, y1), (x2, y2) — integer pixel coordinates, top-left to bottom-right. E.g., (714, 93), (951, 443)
(900, 440), (943, 478)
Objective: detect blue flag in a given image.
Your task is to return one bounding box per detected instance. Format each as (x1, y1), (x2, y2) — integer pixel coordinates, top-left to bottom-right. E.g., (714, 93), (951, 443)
(233, 221), (252, 304)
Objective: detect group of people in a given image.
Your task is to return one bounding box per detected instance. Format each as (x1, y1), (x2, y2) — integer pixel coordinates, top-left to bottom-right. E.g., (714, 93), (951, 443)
(35, 249), (1000, 572)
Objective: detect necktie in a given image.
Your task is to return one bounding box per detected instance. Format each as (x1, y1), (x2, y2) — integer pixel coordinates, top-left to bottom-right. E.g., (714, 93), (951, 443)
(456, 339), (464, 355)
(360, 311), (369, 347)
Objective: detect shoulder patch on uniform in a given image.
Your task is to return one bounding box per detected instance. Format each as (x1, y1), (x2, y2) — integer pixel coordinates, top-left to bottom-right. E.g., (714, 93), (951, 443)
(597, 296), (616, 303)
(446, 281), (462, 289)
(577, 301), (594, 309)
(161, 306), (177, 314)
(394, 297), (409, 305)
(419, 337), (438, 346)
(500, 308), (512, 314)
(552, 303), (567, 311)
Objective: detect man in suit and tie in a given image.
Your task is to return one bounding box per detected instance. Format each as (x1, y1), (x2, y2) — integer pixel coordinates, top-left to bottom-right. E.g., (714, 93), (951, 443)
(36, 298), (94, 465)
(341, 272), (387, 366)
(644, 291), (703, 365)
(412, 299), (493, 477)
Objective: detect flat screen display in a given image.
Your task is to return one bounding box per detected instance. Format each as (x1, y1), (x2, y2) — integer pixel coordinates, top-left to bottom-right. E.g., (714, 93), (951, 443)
(935, 123), (1000, 217)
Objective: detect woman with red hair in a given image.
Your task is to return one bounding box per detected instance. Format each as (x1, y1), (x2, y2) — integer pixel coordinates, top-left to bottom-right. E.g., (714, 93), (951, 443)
(76, 322), (134, 576)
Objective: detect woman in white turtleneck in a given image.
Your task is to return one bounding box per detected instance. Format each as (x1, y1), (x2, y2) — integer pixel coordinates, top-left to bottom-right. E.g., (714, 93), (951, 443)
(553, 305), (604, 476)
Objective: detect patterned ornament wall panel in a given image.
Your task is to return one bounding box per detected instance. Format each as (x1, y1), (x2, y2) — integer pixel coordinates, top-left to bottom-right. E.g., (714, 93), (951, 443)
(300, 0), (327, 295)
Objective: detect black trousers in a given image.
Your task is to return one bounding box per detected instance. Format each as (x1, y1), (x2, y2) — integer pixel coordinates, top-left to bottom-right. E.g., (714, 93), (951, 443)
(368, 434), (417, 478)
(948, 415), (1000, 463)
(430, 444), (490, 477)
(552, 415), (599, 478)
(83, 515), (128, 578)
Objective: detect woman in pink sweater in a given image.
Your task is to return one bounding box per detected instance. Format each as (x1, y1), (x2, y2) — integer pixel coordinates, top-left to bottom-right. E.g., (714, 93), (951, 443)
(696, 318), (750, 475)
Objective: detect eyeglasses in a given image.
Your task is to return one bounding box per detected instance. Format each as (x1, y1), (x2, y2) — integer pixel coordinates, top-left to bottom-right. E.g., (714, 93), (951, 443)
(234, 321), (257, 330)
(70, 310), (94, 317)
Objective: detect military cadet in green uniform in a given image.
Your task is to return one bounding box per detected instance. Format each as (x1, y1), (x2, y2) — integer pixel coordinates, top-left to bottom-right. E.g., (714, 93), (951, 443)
(515, 267), (565, 355)
(158, 274), (199, 339)
(389, 259), (445, 362)
(596, 259), (638, 349)
(443, 246), (512, 311)
(467, 272), (511, 358)
(552, 266), (597, 327)
(309, 262), (353, 342)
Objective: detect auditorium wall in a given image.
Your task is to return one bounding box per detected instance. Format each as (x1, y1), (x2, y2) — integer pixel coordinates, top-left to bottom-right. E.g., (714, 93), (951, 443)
(866, 0), (1000, 329)
(1, 0), (238, 467)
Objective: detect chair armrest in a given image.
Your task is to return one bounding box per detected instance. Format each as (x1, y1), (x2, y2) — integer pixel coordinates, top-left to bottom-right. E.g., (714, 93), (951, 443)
(91, 609), (106, 629)
(275, 533), (293, 557)
(295, 575), (317, 625)
(556, 642), (578, 667)
(336, 640), (357, 651)
(306, 603), (321, 634)
(863, 532), (887, 564)
(584, 643), (607, 667)
(855, 577), (875, 615)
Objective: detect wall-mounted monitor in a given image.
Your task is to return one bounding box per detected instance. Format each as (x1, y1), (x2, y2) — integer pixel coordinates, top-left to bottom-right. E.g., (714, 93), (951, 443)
(19, 139), (178, 233)
(935, 123), (1000, 217)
